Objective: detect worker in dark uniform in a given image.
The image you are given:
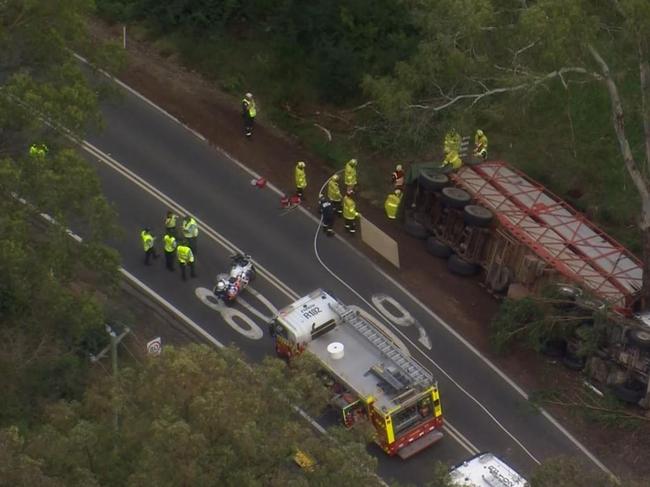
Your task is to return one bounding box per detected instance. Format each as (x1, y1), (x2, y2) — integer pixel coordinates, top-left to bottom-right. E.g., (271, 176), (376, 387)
(319, 196), (335, 236)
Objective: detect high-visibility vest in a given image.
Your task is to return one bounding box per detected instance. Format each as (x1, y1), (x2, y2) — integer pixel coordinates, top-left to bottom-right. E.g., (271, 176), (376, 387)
(327, 178), (342, 202)
(164, 234), (177, 253)
(29, 144), (47, 159)
(295, 166), (307, 189)
(444, 132), (461, 154)
(183, 218), (198, 238)
(384, 192), (402, 219)
(243, 98), (257, 118)
(177, 244), (194, 264)
(442, 150), (462, 170)
(343, 195), (359, 220)
(344, 161), (357, 187)
(475, 132), (488, 151)
(141, 231), (154, 251)
(165, 213), (177, 229)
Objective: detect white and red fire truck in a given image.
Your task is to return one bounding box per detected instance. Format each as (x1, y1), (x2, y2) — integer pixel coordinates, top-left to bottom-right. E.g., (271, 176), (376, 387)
(270, 289), (443, 459)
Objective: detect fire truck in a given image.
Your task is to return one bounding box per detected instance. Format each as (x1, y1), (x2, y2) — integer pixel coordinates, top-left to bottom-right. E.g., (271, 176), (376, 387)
(270, 289), (443, 459)
(404, 158), (650, 407)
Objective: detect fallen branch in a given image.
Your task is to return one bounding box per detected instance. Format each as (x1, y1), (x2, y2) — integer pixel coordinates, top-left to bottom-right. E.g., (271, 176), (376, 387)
(313, 123), (332, 142)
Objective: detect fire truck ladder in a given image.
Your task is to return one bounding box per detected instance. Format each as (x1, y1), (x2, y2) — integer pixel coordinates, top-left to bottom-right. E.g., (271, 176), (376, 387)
(331, 303), (433, 388)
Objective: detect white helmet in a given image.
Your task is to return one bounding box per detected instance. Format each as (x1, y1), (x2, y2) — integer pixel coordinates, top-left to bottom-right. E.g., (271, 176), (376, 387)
(396, 164), (403, 171)
(245, 92), (253, 100)
(297, 161), (306, 168)
(216, 280), (226, 291)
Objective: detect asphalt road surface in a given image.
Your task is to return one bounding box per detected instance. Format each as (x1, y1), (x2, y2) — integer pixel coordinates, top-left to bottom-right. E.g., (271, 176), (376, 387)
(76, 73), (611, 485)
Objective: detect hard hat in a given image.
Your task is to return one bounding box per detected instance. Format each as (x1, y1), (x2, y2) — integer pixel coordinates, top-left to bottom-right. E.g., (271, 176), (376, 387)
(349, 158), (357, 166)
(297, 161), (306, 168)
(395, 189), (402, 195)
(332, 174), (339, 181)
(477, 129), (484, 136)
(216, 281), (226, 291)
(396, 164), (403, 171)
(245, 92), (253, 100)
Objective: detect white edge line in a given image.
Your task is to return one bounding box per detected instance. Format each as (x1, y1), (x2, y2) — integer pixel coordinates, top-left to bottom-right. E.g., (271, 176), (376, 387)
(76, 53), (612, 476)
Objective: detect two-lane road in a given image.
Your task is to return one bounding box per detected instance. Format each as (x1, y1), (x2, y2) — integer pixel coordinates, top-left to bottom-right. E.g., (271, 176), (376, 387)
(77, 73), (609, 484)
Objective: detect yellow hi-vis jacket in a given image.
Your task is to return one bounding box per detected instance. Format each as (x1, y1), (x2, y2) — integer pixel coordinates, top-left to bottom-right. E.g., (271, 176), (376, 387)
(295, 165), (307, 189)
(442, 150), (462, 170)
(183, 218), (198, 239)
(344, 161), (357, 187)
(444, 131), (461, 154)
(177, 244), (194, 264)
(475, 131), (488, 152)
(164, 234), (177, 253)
(141, 231), (154, 251)
(343, 195), (359, 220)
(243, 98), (257, 118)
(384, 191), (402, 219)
(165, 213), (177, 230)
(327, 177), (342, 202)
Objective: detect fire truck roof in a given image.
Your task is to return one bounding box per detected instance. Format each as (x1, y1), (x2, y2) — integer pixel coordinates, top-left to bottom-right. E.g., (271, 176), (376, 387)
(276, 290), (434, 413)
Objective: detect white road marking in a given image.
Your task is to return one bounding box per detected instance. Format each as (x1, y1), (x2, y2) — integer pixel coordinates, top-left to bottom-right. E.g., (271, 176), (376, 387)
(371, 293), (432, 350)
(195, 287), (263, 340)
(72, 58), (614, 476)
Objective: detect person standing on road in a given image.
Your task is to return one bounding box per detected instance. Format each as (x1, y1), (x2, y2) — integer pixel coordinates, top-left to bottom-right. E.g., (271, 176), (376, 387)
(176, 240), (196, 280)
(344, 158), (358, 194)
(295, 161), (307, 199)
(327, 174), (343, 215)
(242, 92), (257, 137)
(391, 164), (405, 192)
(141, 227), (158, 265)
(163, 232), (177, 271)
(319, 196), (335, 236)
(164, 210), (177, 237)
(182, 215), (199, 255)
(343, 190), (360, 234)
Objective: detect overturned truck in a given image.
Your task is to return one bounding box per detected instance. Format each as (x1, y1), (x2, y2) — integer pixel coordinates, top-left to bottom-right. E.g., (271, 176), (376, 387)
(404, 160), (649, 407)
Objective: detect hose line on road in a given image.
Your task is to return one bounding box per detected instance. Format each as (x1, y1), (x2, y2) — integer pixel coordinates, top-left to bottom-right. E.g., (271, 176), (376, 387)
(313, 174), (542, 466)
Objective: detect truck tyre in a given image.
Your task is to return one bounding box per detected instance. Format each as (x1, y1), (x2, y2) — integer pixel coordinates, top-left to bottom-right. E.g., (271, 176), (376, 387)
(562, 353), (586, 371)
(441, 187), (471, 209)
(404, 213), (428, 240)
(426, 237), (453, 258)
(418, 169), (449, 192)
(611, 381), (645, 404)
(447, 254), (479, 276)
(463, 205), (494, 227)
(540, 339), (566, 358)
(627, 328), (650, 349)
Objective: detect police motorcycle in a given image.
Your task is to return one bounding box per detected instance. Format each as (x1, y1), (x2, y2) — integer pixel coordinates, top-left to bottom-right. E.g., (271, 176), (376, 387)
(213, 253), (256, 304)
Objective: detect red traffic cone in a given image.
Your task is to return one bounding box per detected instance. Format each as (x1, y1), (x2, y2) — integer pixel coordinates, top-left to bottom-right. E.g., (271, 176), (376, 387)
(255, 177), (267, 188)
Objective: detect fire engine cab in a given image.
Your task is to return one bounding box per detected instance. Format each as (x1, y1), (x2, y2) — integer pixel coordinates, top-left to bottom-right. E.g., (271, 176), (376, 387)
(269, 289), (443, 459)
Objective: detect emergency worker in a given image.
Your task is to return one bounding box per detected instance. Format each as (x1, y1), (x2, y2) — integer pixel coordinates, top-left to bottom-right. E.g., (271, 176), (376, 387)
(242, 92), (257, 137)
(295, 161), (307, 199)
(384, 189), (402, 220)
(343, 190), (360, 234)
(29, 143), (48, 159)
(141, 227), (158, 265)
(327, 174), (343, 215)
(441, 150), (462, 171)
(319, 197), (335, 236)
(177, 240), (196, 280)
(391, 164), (405, 191)
(164, 210), (177, 237)
(444, 129), (461, 154)
(473, 129), (488, 159)
(163, 232), (177, 271)
(182, 215), (199, 255)
(344, 158), (358, 193)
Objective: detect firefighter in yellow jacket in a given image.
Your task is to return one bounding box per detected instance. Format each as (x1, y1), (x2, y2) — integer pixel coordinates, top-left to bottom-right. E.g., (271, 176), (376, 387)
(384, 189), (402, 220)
(441, 150), (462, 171)
(295, 161), (307, 199)
(327, 174), (343, 215)
(343, 190), (360, 234)
(473, 129), (488, 159)
(344, 158), (358, 193)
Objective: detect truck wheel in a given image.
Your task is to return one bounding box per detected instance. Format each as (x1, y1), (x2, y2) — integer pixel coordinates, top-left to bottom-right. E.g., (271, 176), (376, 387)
(463, 205), (494, 227)
(447, 254), (479, 276)
(627, 328), (650, 349)
(562, 353), (586, 371)
(441, 187), (471, 209)
(418, 169), (449, 192)
(404, 213), (428, 240)
(611, 381), (645, 404)
(426, 237), (453, 258)
(540, 339), (566, 358)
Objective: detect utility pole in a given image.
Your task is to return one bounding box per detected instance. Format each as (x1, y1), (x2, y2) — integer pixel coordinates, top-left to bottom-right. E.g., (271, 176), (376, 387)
(90, 323), (130, 433)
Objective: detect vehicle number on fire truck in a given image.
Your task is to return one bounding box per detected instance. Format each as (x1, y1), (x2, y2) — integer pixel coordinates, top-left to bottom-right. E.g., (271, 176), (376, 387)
(302, 306), (321, 319)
